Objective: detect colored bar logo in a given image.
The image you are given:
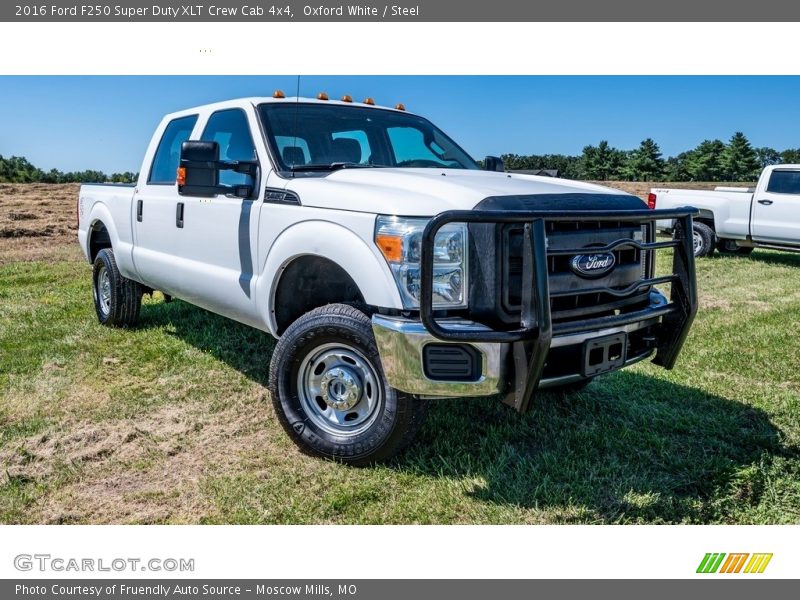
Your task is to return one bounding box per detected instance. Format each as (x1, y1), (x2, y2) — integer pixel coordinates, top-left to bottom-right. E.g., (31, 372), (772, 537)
(697, 553), (773, 574)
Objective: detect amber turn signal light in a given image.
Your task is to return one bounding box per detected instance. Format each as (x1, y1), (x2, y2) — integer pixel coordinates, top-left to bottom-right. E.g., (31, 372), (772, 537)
(375, 234), (403, 262)
(176, 167), (186, 186)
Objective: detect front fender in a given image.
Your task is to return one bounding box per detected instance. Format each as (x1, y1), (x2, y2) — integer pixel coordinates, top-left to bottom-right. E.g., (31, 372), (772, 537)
(256, 220), (403, 335)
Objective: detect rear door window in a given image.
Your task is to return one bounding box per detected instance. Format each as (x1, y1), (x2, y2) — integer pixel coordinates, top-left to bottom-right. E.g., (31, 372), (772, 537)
(148, 115), (198, 184)
(766, 170), (800, 195)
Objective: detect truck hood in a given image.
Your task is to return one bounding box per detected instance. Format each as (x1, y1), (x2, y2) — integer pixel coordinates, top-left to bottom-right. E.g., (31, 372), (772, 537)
(284, 168), (632, 215)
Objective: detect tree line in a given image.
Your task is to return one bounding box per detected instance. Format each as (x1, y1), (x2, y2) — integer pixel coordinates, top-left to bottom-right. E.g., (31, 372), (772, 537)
(0, 155), (137, 184)
(3, 131), (800, 184)
(503, 132), (800, 182)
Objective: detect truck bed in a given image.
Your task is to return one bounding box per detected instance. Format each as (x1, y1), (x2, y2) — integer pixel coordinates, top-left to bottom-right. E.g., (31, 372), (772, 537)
(77, 183), (137, 276)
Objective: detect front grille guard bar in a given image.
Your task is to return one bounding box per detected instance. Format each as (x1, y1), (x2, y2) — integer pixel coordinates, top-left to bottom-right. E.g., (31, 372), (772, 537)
(419, 207), (699, 413)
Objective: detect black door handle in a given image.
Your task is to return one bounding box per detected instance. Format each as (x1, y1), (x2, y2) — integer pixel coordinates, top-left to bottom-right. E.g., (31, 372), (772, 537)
(758, 199), (774, 205)
(176, 202), (184, 228)
(136, 199), (143, 222)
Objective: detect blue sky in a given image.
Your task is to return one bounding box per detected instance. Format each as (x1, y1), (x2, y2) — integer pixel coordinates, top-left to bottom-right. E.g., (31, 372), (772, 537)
(1, 76), (799, 173)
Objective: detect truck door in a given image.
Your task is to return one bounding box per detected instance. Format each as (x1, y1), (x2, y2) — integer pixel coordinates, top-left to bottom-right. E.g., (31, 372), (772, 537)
(171, 107), (264, 327)
(751, 168), (800, 245)
(132, 114), (198, 294)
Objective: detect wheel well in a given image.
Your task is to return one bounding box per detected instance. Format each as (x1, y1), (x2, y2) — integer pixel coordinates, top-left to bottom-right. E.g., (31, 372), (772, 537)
(695, 212), (716, 231)
(88, 221), (112, 262)
(274, 255), (365, 335)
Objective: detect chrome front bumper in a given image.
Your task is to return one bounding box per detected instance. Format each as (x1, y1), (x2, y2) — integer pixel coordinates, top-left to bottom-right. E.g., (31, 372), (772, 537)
(371, 290), (667, 398)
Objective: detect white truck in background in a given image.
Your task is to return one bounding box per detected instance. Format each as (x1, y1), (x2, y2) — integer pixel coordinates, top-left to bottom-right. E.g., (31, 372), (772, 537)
(650, 165), (800, 257)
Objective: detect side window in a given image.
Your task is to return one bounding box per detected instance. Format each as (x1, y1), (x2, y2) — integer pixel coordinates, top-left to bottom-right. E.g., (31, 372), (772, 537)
(766, 170), (800, 195)
(387, 126), (450, 166)
(200, 109), (257, 187)
(148, 115), (198, 184)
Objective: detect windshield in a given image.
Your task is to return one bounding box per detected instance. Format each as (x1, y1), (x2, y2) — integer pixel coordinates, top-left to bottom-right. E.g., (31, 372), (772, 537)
(258, 102), (479, 173)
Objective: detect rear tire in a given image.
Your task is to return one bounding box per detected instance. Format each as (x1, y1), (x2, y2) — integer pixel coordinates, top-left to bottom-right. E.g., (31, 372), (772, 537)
(268, 303), (428, 466)
(92, 248), (143, 327)
(717, 238), (754, 256)
(691, 222), (716, 258)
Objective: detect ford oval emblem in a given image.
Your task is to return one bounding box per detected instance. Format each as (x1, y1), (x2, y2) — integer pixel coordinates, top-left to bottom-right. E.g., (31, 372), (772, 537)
(570, 252), (616, 278)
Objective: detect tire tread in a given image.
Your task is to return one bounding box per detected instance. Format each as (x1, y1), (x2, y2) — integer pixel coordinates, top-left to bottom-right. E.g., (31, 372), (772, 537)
(268, 303), (427, 466)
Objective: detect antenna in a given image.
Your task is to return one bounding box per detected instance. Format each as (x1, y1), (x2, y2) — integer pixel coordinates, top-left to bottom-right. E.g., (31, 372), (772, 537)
(290, 74), (300, 176)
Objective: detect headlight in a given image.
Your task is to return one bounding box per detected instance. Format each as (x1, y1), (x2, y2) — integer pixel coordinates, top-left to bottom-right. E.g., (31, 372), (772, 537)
(375, 216), (468, 309)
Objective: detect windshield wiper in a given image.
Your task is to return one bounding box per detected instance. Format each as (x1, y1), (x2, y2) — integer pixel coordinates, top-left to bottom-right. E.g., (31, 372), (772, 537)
(289, 162), (384, 172)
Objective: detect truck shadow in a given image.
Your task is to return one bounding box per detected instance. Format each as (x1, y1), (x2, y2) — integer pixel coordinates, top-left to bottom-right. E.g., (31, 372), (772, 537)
(139, 297), (275, 386)
(714, 249), (800, 268)
(138, 299), (787, 522)
(394, 372), (789, 522)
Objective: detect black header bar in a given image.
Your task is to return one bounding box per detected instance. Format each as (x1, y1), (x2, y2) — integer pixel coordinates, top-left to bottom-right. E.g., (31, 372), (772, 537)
(4, 0), (800, 22)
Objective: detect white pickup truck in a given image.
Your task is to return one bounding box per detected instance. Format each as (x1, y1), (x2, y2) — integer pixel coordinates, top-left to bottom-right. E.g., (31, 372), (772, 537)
(78, 94), (698, 464)
(650, 165), (800, 257)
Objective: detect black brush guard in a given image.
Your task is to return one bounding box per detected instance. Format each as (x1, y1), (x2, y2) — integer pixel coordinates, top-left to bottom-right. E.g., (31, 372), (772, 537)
(419, 207), (699, 413)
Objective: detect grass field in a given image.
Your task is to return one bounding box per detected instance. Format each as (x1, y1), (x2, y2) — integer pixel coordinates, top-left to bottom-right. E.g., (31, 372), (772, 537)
(1, 183), (799, 524)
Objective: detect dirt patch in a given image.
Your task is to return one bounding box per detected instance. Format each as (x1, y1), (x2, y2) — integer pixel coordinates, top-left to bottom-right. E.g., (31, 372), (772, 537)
(0, 183), (79, 262)
(700, 295), (732, 311)
(8, 211), (38, 221)
(1, 396), (282, 523)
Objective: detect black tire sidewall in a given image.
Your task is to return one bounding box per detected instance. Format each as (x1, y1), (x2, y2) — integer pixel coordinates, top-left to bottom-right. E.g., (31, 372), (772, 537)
(92, 248), (141, 327)
(92, 249), (116, 325)
(692, 223), (715, 258)
(271, 311), (402, 463)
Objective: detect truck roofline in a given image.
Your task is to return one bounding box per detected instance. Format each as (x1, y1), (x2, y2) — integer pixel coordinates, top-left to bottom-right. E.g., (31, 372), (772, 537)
(161, 96), (414, 121)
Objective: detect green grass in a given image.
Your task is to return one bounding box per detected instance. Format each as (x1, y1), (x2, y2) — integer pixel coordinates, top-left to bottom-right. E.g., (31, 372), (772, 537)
(1, 246), (799, 523)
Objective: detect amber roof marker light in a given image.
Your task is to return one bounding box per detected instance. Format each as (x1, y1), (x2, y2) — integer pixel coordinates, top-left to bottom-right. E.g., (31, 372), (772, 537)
(317, 92), (329, 100)
(273, 90), (285, 98)
(363, 97), (375, 105)
(341, 95), (353, 102)
(395, 103), (406, 111)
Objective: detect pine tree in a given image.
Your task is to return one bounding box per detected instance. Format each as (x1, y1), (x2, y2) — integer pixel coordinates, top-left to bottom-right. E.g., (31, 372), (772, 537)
(722, 132), (759, 181)
(685, 139), (726, 181)
(580, 141), (625, 180)
(623, 138), (665, 181)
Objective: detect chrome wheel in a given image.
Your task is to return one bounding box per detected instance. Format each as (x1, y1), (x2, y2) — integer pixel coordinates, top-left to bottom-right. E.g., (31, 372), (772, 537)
(692, 230), (703, 256)
(95, 265), (111, 317)
(296, 342), (383, 436)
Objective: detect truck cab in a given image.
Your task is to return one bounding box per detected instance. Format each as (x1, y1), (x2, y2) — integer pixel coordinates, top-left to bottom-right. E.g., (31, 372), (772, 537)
(78, 94), (698, 464)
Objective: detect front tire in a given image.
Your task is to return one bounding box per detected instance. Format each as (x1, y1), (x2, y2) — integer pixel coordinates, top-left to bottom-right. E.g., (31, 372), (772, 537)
(92, 248), (143, 327)
(691, 222), (716, 258)
(268, 303), (428, 466)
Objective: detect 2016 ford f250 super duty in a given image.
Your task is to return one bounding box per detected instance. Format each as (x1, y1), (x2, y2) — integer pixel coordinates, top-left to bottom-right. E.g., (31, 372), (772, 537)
(77, 94), (699, 464)
(650, 164), (800, 258)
